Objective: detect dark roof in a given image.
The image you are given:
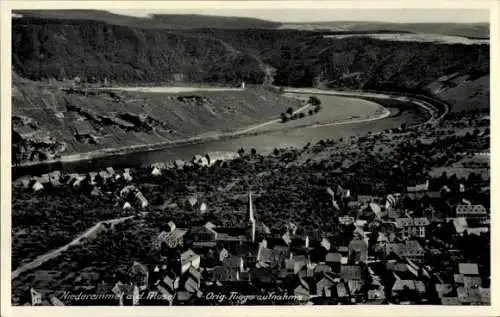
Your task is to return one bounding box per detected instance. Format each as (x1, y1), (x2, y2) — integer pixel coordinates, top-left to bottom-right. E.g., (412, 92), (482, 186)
(314, 264), (332, 275)
(223, 256), (243, 269)
(211, 266), (239, 282)
(251, 267), (276, 283)
(326, 253), (342, 262)
(187, 267), (202, 281)
(340, 265), (362, 280)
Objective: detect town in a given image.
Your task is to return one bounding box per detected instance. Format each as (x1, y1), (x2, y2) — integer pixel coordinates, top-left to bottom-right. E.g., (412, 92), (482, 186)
(11, 106), (490, 306)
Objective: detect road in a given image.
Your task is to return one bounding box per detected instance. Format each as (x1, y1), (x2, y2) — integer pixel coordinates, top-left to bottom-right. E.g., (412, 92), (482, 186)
(12, 216), (134, 280)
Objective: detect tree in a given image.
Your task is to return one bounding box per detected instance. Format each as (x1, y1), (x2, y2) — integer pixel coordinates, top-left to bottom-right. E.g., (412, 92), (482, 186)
(251, 148), (257, 156)
(286, 107), (294, 116)
(308, 109), (314, 116)
(309, 96), (321, 106)
(273, 148), (279, 156)
(238, 148), (245, 156)
(281, 113), (288, 123)
(298, 113), (305, 119)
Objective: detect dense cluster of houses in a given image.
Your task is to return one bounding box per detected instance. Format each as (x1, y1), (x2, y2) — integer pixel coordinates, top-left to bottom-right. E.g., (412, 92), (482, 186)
(23, 173), (490, 305)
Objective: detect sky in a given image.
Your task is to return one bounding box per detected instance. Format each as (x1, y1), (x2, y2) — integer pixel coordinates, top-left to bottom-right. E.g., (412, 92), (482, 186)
(107, 8), (489, 24)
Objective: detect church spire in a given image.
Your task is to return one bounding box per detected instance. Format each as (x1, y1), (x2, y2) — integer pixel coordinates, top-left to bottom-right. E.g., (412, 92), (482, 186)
(249, 191), (256, 242)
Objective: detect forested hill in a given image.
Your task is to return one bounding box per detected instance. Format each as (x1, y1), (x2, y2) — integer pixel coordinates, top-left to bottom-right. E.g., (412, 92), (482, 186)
(12, 14), (490, 112)
(12, 17), (266, 85)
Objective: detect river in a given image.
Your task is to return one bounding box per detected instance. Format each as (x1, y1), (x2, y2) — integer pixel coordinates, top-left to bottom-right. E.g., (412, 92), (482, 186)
(12, 90), (428, 178)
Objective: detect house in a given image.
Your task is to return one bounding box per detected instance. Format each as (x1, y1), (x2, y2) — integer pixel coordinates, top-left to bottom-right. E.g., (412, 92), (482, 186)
(187, 195), (198, 208)
(48, 171), (62, 186)
(90, 186), (103, 197)
(285, 258), (306, 274)
(155, 228), (187, 249)
(404, 240), (425, 261)
(294, 281), (310, 299)
(314, 264), (332, 276)
(396, 217), (430, 238)
(348, 238), (368, 263)
(391, 279), (426, 298)
(223, 256), (245, 272)
(193, 154), (209, 167)
(320, 238), (331, 251)
(212, 266), (240, 282)
(479, 287), (490, 305)
(155, 285), (174, 306)
(213, 227), (248, 244)
(123, 202), (132, 210)
(463, 275), (482, 289)
(338, 216), (355, 226)
(32, 180), (44, 192)
(98, 170), (113, 182)
(435, 284), (453, 298)
(458, 263), (479, 276)
(452, 217), (468, 235)
(440, 296), (460, 305)
(37, 174), (50, 185)
(190, 222), (219, 245)
(183, 268), (201, 293)
(406, 180), (429, 193)
(135, 191), (149, 208)
(340, 265), (362, 281)
(180, 250), (201, 274)
(384, 243), (405, 259)
(112, 282), (140, 306)
(49, 296), (65, 306)
(369, 203), (383, 219)
(455, 205), (488, 220)
(357, 195), (378, 205)
(123, 170), (133, 182)
(161, 271), (180, 292)
(257, 245), (283, 268)
(315, 273), (336, 297)
(130, 261), (149, 291)
(325, 253), (342, 273)
(151, 167), (162, 176)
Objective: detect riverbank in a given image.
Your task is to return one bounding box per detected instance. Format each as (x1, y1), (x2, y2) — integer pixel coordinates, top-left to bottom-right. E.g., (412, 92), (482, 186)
(13, 88), (440, 172)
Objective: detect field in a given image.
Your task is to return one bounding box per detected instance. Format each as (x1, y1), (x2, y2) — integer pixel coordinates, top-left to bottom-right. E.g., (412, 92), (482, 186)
(324, 33), (489, 45)
(248, 93), (390, 134)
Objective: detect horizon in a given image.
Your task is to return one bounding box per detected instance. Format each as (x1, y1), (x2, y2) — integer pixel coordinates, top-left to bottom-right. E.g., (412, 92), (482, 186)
(106, 8), (490, 24)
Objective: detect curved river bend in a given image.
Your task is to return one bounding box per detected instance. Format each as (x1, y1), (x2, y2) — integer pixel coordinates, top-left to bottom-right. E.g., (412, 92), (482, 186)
(13, 90), (429, 178)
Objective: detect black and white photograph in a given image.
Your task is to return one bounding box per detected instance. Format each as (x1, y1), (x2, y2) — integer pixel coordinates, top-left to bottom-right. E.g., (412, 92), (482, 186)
(2, 0), (496, 313)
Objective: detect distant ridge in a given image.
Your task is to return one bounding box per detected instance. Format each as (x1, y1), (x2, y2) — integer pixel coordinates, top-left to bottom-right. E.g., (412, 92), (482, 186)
(280, 21), (490, 39)
(13, 10), (282, 29)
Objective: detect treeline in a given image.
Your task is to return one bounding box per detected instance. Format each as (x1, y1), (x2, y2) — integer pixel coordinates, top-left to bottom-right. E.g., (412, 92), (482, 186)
(12, 18), (265, 85)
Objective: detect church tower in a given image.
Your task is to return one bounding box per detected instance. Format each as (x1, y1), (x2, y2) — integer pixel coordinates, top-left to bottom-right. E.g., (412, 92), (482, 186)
(248, 191), (256, 242)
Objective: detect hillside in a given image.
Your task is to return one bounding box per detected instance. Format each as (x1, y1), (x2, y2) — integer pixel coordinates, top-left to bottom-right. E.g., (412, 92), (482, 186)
(14, 10), (281, 29)
(280, 21), (490, 39)
(12, 17), (266, 85)
(12, 79), (301, 164)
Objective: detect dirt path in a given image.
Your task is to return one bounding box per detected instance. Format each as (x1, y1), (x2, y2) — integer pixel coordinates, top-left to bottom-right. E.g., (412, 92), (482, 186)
(12, 216), (134, 280)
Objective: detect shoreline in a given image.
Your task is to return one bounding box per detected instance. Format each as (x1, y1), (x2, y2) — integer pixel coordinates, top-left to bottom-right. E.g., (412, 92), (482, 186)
(13, 88), (439, 169)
